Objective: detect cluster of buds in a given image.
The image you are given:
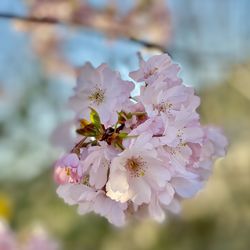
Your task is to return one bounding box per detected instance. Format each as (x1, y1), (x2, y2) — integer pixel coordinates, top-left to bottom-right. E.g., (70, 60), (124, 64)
(55, 53), (227, 226)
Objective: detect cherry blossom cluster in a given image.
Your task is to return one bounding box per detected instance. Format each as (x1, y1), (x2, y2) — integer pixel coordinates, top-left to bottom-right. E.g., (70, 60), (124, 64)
(55, 54), (227, 226)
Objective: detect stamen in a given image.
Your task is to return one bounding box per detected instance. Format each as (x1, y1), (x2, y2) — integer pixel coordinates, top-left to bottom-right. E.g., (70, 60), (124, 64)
(144, 67), (158, 79)
(88, 86), (106, 105)
(102, 159), (110, 168)
(65, 167), (71, 176)
(82, 175), (90, 186)
(154, 101), (173, 113)
(177, 129), (183, 138)
(126, 156), (147, 177)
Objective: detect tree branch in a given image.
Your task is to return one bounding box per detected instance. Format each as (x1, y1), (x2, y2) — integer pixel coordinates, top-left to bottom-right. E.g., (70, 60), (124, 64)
(0, 13), (62, 24)
(0, 12), (168, 53)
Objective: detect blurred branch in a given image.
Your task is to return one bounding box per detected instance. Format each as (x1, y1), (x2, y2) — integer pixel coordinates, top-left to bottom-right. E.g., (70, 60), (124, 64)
(0, 13), (60, 24)
(0, 13), (168, 54)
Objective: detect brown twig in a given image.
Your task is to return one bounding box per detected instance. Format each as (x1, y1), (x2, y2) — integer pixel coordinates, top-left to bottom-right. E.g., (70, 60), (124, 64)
(71, 137), (88, 154)
(0, 12), (168, 53)
(0, 13), (61, 24)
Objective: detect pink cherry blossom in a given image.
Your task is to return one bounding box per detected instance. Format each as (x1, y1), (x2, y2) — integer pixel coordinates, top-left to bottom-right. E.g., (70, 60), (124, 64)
(0, 220), (17, 250)
(138, 81), (200, 119)
(187, 126), (228, 179)
(147, 183), (175, 222)
(54, 165), (70, 184)
(24, 227), (59, 250)
(170, 177), (204, 198)
(161, 108), (203, 146)
(54, 153), (82, 183)
(57, 184), (127, 227)
(129, 54), (181, 85)
(69, 63), (134, 127)
(106, 133), (171, 205)
(83, 142), (117, 189)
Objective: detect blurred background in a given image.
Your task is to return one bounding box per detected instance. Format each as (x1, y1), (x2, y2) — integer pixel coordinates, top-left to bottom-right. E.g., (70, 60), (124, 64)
(0, 0), (250, 249)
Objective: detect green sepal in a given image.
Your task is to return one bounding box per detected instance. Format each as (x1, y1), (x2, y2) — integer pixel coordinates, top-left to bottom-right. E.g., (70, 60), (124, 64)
(118, 132), (128, 139)
(76, 124), (99, 137)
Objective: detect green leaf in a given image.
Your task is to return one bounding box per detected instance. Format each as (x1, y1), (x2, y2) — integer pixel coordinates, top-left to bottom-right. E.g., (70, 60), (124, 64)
(89, 107), (102, 131)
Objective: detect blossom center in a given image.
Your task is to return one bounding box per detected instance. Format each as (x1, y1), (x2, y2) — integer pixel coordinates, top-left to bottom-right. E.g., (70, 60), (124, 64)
(64, 167), (81, 183)
(126, 156), (146, 177)
(144, 67), (158, 79)
(88, 86), (106, 105)
(154, 101), (173, 113)
(82, 175), (90, 186)
(102, 159), (110, 168)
